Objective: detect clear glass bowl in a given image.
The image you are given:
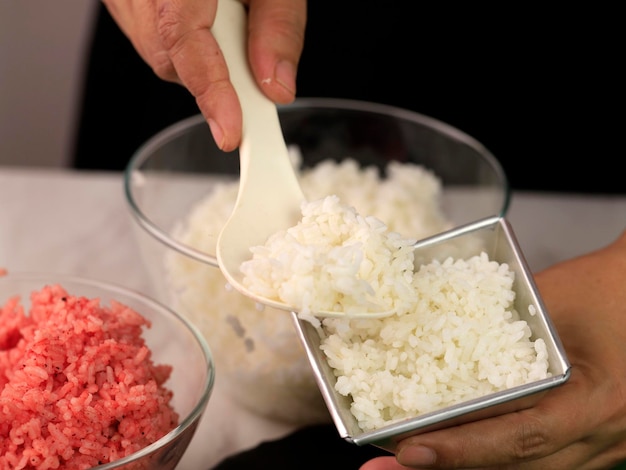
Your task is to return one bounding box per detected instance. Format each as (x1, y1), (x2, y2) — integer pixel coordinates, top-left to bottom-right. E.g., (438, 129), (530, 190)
(0, 272), (215, 470)
(123, 98), (510, 426)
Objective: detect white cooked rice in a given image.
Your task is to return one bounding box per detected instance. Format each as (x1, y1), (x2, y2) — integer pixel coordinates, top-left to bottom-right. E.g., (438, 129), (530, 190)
(165, 152), (452, 423)
(241, 194), (550, 432)
(241, 195), (418, 323)
(323, 252), (549, 432)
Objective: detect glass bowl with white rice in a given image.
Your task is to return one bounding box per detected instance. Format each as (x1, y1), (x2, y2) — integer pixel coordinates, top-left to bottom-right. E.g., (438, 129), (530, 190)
(123, 98), (510, 426)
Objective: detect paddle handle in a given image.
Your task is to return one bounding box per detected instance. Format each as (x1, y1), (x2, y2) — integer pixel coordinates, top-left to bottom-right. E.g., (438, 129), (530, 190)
(212, 1), (296, 194)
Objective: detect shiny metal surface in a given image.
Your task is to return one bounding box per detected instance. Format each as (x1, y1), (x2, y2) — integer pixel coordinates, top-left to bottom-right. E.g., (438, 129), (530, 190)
(292, 216), (571, 452)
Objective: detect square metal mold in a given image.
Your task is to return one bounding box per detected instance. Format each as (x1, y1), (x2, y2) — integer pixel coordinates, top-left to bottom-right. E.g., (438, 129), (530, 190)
(292, 216), (571, 453)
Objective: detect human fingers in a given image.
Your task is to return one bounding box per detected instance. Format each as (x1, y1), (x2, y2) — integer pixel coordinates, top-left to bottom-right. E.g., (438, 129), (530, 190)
(363, 375), (624, 469)
(155, 0), (240, 151)
(246, 0), (307, 104)
(104, 0), (306, 150)
(102, 0), (180, 83)
(103, 0), (232, 148)
(391, 381), (588, 469)
(388, 231), (626, 469)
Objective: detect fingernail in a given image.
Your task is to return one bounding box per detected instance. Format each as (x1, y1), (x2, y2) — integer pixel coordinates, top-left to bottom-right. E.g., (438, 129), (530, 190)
(208, 119), (225, 150)
(275, 59), (296, 96)
(397, 445), (436, 467)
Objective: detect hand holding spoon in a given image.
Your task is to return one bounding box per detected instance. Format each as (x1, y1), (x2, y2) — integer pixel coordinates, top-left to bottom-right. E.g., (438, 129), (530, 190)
(214, 1), (394, 320)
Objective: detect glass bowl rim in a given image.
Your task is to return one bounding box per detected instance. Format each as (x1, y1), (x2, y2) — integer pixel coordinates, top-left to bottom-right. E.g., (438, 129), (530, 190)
(0, 271), (215, 469)
(124, 97), (511, 268)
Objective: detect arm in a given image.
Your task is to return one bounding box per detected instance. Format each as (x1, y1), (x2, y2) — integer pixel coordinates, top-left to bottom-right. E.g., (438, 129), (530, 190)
(101, 0), (306, 152)
(362, 229), (626, 469)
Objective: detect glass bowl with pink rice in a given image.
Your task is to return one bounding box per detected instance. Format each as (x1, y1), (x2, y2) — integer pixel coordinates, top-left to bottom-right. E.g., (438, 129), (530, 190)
(0, 271), (215, 470)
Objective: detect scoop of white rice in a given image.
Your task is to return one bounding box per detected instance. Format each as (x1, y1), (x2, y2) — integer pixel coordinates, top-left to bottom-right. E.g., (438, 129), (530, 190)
(240, 191), (550, 432)
(241, 195), (417, 324)
(166, 153), (453, 423)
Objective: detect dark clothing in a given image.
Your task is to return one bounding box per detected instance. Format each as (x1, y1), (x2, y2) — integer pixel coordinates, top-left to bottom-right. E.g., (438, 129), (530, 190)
(212, 424), (389, 470)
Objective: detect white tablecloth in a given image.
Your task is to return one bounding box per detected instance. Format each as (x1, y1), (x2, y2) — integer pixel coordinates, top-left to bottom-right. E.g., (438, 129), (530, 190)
(1, 167), (625, 468)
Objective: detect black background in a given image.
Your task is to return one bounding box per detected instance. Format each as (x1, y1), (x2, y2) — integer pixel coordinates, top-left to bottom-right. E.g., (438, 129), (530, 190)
(73, 3), (623, 195)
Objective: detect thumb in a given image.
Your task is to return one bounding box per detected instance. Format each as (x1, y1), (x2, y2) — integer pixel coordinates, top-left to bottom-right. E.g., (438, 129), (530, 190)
(246, 0), (307, 103)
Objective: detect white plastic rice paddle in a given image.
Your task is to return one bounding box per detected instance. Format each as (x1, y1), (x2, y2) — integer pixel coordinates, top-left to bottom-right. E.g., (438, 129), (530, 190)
(213, 1), (393, 320)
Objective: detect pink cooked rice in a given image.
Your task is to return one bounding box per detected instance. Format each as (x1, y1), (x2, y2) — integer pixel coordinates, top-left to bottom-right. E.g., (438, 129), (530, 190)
(0, 284), (178, 470)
